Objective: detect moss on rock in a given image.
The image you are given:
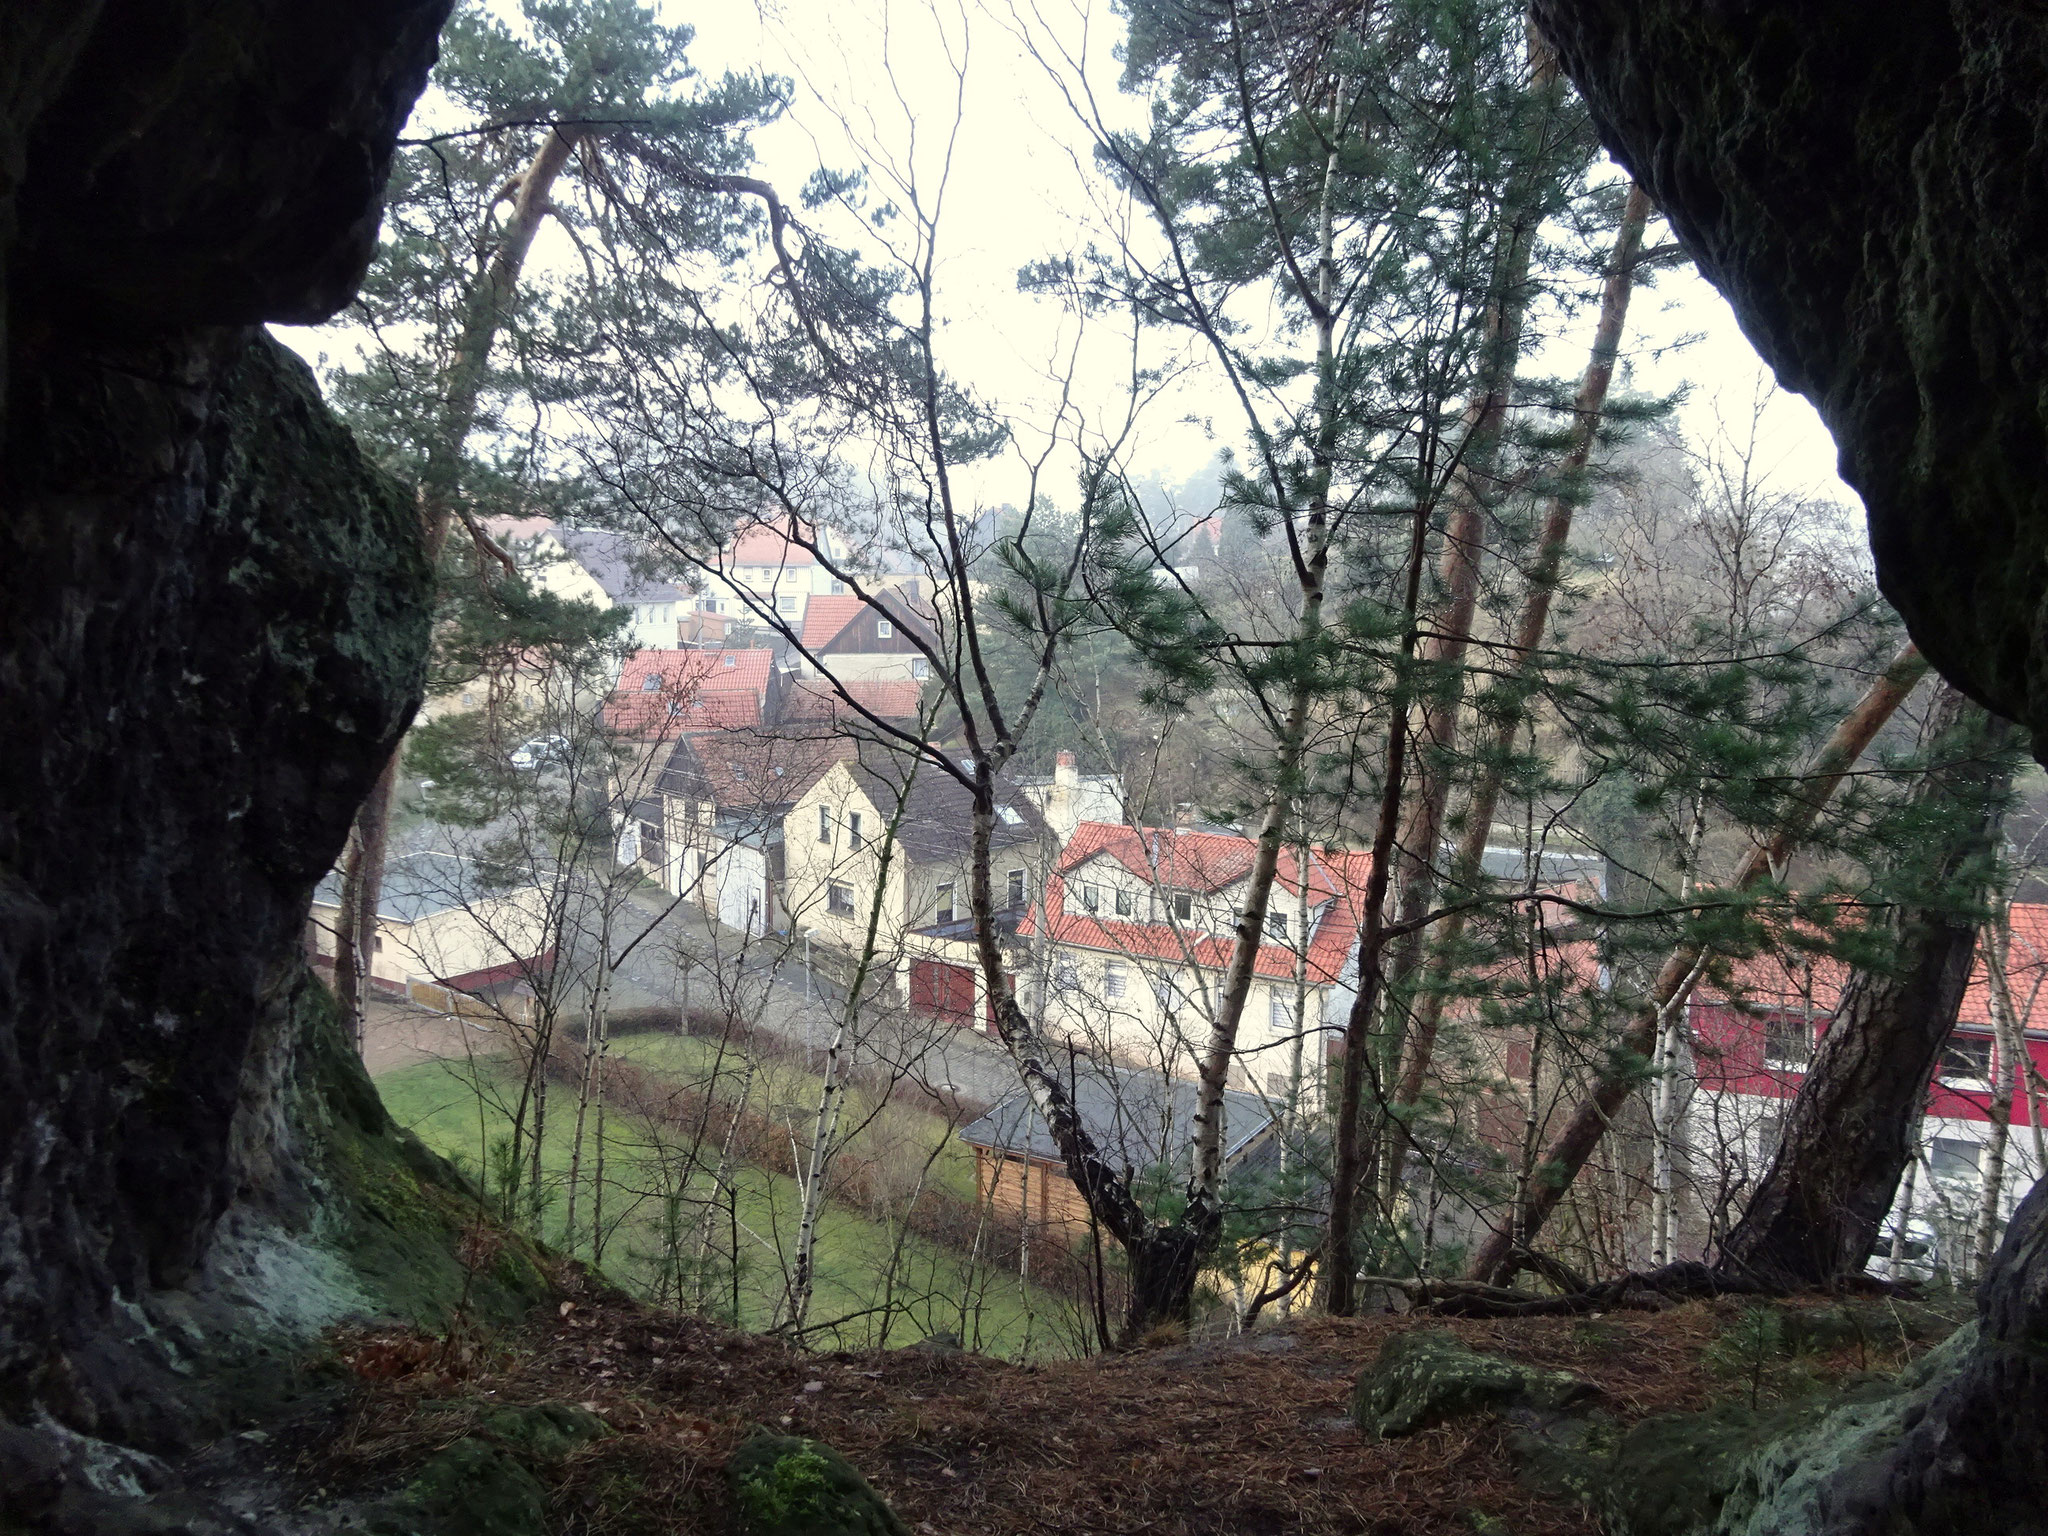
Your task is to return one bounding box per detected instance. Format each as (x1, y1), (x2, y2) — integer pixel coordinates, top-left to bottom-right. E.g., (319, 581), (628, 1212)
(375, 1436), (548, 1536)
(1353, 1329), (1598, 1439)
(727, 1434), (912, 1536)
(479, 1402), (608, 1466)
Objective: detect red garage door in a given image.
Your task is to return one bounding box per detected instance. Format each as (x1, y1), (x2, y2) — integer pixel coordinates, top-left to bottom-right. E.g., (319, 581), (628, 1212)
(910, 960), (977, 1025)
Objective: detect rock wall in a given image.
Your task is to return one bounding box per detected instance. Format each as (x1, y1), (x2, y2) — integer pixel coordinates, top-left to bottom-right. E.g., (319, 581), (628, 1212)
(0, 0), (450, 1452)
(1528, 0), (2048, 754)
(1529, 4), (2048, 1529)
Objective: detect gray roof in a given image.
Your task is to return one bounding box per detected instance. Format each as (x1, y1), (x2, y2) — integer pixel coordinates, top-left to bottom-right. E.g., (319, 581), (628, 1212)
(957, 1060), (1275, 1175)
(313, 850), (482, 924)
(552, 525), (685, 604)
(1476, 846), (1606, 893)
(846, 758), (1047, 864)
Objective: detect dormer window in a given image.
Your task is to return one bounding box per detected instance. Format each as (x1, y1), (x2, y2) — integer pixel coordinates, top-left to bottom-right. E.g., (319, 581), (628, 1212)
(1173, 891), (1193, 922)
(1266, 911), (1289, 939)
(723, 653), (737, 668)
(641, 674), (662, 691)
(877, 619), (894, 639)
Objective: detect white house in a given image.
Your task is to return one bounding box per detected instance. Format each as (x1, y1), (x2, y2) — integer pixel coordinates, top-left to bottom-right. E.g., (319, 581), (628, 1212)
(1018, 822), (1373, 1098)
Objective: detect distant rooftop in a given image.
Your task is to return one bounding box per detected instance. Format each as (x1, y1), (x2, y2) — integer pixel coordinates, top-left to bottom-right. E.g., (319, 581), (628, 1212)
(312, 850), (495, 924)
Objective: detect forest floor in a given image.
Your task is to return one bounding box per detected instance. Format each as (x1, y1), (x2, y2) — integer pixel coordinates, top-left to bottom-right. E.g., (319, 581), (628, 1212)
(294, 1272), (1968, 1536)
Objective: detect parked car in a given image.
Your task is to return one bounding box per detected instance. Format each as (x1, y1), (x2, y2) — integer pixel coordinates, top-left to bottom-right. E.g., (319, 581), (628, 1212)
(510, 734), (570, 770)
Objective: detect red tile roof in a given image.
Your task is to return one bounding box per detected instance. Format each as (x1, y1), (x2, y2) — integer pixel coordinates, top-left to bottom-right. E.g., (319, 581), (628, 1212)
(1019, 821), (1374, 985)
(727, 516), (821, 568)
(1689, 901), (2048, 1033)
(659, 730), (855, 813)
(799, 595), (865, 650)
(1057, 821), (1345, 899)
(605, 648), (774, 735)
(780, 675), (927, 724)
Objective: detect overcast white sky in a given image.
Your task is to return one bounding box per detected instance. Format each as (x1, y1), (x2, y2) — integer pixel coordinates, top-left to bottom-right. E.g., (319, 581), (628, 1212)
(282, 0), (1862, 526)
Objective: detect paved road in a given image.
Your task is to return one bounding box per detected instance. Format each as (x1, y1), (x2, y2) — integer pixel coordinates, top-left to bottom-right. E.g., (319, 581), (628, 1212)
(552, 883), (1027, 1111)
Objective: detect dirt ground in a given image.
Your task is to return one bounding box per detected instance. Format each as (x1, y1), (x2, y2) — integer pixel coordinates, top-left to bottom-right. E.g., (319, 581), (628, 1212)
(360, 997), (503, 1078)
(300, 1275), (1954, 1536)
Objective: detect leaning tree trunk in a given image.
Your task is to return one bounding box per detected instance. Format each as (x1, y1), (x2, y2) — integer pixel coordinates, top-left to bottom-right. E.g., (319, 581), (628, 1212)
(1467, 639), (1931, 1282)
(1715, 683), (2018, 1288)
(1384, 182), (1655, 1200)
(331, 124), (582, 1042)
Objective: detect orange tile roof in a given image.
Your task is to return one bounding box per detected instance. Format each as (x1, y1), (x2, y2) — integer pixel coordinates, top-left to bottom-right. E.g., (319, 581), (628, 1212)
(1019, 822), (1374, 985)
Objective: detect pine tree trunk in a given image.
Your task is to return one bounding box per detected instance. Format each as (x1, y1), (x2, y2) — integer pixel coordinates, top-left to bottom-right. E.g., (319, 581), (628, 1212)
(331, 126), (583, 1026)
(1466, 640), (1931, 1282)
(1384, 185), (1655, 1196)
(1715, 685), (2017, 1288)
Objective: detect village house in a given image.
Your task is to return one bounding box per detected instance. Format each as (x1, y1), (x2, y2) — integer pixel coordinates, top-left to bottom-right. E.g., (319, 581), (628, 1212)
(959, 1060), (1277, 1234)
(777, 674), (928, 729)
(1674, 905), (2048, 1274)
(603, 647), (779, 737)
(690, 515), (848, 628)
(307, 851), (550, 1015)
(782, 757), (1054, 1012)
(638, 729), (854, 938)
(795, 591), (938, 684)
(482, 519), (687, 655)
(1018, 822), (1375, 1097)
(1018, 750), (1126, 842)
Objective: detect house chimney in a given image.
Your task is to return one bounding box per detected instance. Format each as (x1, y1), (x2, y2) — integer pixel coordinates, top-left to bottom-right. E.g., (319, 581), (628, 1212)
(1055, 750), (1078, 788)
(1045, 749), (1079, 839)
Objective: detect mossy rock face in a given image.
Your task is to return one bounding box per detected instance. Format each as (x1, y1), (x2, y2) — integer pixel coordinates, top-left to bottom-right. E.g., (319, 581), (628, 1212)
(727, 1434), (912, 1536)
(379, 1436), (548, 1536)
(1711, 1324), (1979, 1536)
(1598, 1398), (1827, 1536)
(1354, 1329), (1598, 1439)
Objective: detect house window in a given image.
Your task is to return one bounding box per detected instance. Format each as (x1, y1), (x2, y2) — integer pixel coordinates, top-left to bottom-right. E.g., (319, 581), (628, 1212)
(778, 594), (798, 613)
(1104, 961), (1127, 999)
(830, 578), (846, 594)
(1115, 889), (1134, 917)
(1266, 910), (1289, 940)
(849, 811), (864, 851)
(641, 674), (662, 691)
(1078, 883), (1101, 913)
(828, 882), (854, 917)
(912, 657), (930, 680)
(1152, 971), (1175, 1011)
(1269, 989), (1296, 1033)
(1932, 1136), (1982, 1184)
(722, 653), (737, 668)
(1173, 891), (1193, 922)
(818, 805), (832, 843)
(936, 883), (956, 924)
(877, 619), (894, 639)
(1940, 1031), (1994, 1084)
(371, 935), (384, 953)
(1763, 1016), (1813, 1070)
(1007, 869), (1026, 907)
(1054, 955), (1079, 992)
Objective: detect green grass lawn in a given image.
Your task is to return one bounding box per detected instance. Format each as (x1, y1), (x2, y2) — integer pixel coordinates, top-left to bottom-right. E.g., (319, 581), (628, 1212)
(605, 1029), (988, 1203)
(374, 1054), (1077, 1359)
